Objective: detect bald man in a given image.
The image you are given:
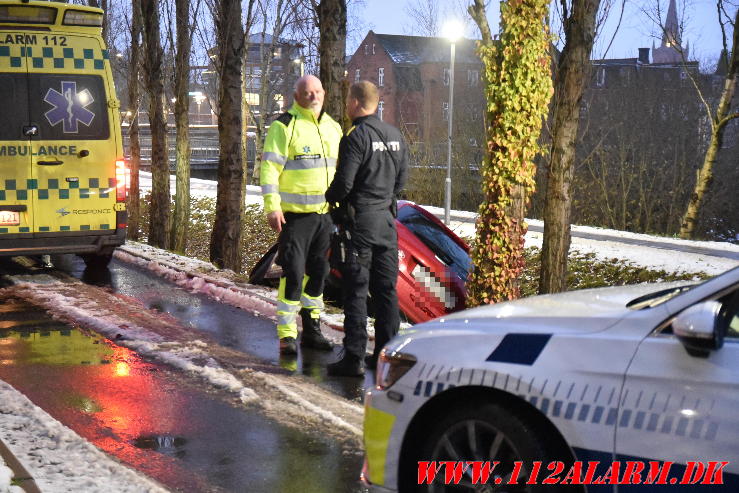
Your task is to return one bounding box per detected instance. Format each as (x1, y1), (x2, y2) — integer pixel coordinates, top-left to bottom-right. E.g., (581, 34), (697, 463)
(260, 75), (343, 356)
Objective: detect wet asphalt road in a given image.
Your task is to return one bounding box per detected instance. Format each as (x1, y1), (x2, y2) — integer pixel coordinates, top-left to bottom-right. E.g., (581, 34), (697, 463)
(0, 256), (368, 492)
(51, 254), (375, 401)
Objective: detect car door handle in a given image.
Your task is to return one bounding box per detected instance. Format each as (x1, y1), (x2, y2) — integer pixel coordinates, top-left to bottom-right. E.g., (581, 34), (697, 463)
(0, 205), (27, 212)
(37, 160), (64, 166)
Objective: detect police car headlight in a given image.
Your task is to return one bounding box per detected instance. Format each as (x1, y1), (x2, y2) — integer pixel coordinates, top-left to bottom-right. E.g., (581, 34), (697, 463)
(376, 349), (416, 390)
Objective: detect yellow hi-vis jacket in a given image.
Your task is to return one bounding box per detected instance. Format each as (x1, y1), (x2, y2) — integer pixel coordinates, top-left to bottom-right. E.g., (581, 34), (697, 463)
(260, 102), (343, 214)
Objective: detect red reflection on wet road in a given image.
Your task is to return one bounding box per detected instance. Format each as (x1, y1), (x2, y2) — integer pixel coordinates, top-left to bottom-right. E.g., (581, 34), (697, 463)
(0, 327), (214, 492)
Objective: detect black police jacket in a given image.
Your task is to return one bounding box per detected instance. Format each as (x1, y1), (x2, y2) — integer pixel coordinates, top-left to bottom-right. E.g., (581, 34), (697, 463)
(325, 115), (408, 216)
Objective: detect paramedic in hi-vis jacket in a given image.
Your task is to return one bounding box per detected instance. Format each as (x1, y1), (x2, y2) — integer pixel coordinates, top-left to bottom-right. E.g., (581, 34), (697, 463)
(260, 75), (343, 356)
(325, 81), (409, 377)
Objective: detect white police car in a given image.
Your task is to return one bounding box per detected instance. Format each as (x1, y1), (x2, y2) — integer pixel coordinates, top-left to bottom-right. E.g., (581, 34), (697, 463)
(363, 267), (739, 492)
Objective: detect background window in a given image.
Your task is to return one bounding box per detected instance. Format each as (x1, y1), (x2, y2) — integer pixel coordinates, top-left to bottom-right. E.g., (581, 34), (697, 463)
(378, 101), (384, 121)
(467, 70), (479, 86)
(378, 67), (384, 86)
(355, 69), (360, 82)
(443, 68), (450, 86)
(442, 101), (449, 121)
(595, 67), (606, 87)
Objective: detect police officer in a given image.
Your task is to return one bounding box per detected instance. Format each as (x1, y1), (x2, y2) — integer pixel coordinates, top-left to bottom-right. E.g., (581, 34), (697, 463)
(326, 81), (409, 377)
(261, 75), (343, 355)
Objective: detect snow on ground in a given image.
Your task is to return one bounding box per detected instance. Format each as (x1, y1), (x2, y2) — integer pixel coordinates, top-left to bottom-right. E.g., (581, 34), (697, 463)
(418, 206), (738, 277)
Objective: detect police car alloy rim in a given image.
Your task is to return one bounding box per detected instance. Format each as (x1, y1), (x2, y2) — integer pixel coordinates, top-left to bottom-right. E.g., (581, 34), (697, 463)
(426, 418), (532, 493)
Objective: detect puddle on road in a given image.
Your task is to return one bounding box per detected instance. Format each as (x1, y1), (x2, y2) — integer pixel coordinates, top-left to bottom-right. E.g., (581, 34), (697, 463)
(0, 298), (364, 493)
(52, 254), (375, 401)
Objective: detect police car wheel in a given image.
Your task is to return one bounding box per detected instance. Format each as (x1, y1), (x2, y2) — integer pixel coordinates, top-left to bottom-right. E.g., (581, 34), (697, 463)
(409, 402), (579, 492)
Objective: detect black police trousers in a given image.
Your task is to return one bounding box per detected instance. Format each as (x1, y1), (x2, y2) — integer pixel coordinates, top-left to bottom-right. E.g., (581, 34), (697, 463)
(340, 209), (400, 359)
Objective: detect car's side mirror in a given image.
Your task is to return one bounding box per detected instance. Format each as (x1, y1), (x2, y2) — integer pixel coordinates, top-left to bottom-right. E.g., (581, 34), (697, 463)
(673, 301), (724, 358)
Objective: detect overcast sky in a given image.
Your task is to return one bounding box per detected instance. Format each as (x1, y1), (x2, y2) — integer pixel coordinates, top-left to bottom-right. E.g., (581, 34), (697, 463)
(356, 0), (735, 68)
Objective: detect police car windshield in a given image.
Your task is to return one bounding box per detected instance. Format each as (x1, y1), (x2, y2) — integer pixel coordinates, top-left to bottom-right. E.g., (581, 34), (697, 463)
(397, 206), (471, 282)
(0, 73), (108, 141)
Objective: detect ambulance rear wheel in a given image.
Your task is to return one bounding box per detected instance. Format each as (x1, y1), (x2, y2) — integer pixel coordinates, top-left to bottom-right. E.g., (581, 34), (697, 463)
(80, 252), (113, 269)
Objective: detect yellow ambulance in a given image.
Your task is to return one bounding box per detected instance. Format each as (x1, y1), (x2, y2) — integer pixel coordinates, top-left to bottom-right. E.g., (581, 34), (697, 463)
(0, 0), (127, 268)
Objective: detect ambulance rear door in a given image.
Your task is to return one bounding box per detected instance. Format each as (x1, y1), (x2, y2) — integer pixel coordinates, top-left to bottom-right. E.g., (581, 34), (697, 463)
(0, 33), (33, 237)
(27, 33), (117, 237)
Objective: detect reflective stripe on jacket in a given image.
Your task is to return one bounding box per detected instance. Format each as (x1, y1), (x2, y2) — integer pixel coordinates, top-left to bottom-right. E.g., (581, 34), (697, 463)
(260, 102), (342, 214)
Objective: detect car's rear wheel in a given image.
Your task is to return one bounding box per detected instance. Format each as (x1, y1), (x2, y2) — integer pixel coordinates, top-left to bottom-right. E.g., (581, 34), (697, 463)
(406, 402), (579, 492)
(248, 243), (280, 286)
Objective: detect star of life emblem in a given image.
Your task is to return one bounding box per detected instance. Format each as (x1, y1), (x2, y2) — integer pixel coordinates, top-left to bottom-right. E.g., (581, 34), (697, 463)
(44, 81), (95, 133)
(303, 146), (311, 153)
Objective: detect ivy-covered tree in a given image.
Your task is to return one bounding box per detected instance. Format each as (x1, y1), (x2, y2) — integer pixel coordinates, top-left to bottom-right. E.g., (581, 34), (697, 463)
(467, 0), (553, 305)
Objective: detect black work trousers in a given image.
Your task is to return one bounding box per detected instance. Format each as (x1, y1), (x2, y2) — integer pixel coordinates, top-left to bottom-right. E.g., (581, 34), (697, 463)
(277, 212), (332, 302)
(341, 210), (400, 359)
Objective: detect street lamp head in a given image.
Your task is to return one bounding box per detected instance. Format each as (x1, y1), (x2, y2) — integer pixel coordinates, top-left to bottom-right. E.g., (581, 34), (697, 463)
(442, 20), (464, 43)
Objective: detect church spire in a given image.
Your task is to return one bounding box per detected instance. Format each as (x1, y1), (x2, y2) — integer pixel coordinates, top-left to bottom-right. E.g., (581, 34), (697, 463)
(662, 0), (680, 47)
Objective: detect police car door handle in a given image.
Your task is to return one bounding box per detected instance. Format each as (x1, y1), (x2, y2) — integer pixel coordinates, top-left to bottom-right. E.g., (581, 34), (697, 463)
(37, 160), (64, 166)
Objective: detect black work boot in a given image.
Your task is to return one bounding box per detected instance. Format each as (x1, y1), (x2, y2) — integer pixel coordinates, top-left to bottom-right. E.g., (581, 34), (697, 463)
(327, 352), (365, 377)
(279, 337), (298, 355)
(300, 309), (333, 351)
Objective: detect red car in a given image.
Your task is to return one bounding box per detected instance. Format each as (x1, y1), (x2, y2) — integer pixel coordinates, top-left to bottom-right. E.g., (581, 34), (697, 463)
(248, 201), (470, 324)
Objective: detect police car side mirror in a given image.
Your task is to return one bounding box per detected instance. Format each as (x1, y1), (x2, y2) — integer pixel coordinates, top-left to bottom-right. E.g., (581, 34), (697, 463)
(673, 301), (724, 358)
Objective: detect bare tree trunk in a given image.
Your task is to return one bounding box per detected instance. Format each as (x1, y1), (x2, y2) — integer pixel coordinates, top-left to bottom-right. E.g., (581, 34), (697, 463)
(317, 0), (347, 125)
(141, 0), (170, 249)
(170, 0), (192, 253)
(127, 0), (143, 240)
(250, 2), (287, 184)
(679, 8), (738, 238)
(240, 1), (256, 187)
(539, 0), (600, 294)
(101, 0), (108, 43)
(209, 0), (245, 270)
(241, 72), (251, 186)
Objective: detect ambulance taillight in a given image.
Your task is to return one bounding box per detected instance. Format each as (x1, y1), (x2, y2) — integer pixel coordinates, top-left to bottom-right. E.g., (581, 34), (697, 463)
(115, 159), (129, 202)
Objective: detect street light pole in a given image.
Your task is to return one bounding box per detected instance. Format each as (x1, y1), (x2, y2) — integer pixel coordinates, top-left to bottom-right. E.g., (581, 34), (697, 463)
(445, 41), (455, 225)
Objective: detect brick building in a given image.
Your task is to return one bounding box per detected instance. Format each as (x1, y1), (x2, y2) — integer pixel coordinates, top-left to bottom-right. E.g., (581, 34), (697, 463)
(346, 31), (485, 159)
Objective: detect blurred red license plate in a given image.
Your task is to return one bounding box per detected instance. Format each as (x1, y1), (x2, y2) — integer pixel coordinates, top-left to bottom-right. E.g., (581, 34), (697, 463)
(0, 210), (20, 226)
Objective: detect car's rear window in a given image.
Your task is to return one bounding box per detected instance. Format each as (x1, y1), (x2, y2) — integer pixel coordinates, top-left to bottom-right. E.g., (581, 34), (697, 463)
(397, 206), (471, 281)
(0, 73), (109, 141)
